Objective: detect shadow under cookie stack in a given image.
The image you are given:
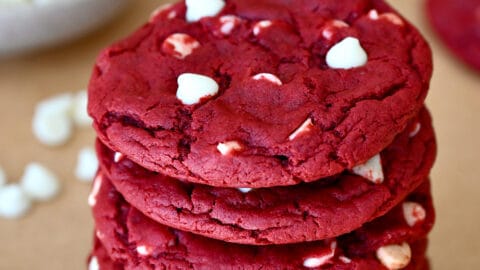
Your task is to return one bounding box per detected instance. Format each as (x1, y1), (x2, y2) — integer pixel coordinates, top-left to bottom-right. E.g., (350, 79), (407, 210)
(86, 1), (437, 269)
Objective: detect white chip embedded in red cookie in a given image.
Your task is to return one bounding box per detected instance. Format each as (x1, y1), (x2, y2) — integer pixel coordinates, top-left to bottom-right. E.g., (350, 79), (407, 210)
(253, 20), (273, 36)
(352, 154), (384, 184)
(288, 118), (314, 141)
(176, 73), (219, 105)
(185, 0), (226, 22)
(376, 243), (412, 270)
(326, 37), (368, 69)
(402, 202), (427, 227)
(217, 141), (242, 156)
(252, 73), (283, 85)
(368, 10), (404, 26)
(162, 33), (200, 59)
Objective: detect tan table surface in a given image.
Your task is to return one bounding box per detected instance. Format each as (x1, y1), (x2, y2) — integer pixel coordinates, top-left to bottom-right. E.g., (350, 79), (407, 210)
(0, 1), (479, 269)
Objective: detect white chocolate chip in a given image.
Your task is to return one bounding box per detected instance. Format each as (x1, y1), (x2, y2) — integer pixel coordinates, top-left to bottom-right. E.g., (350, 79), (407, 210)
(322, 20), (349, 40)
(88, 256), (99, 270)
(114, 152), (124, 163)
(32, 94), (74, 146)
(137, 245), (153, 256)
(376, 243), (412, 270)
(303, 241), (336, 268)
(96, 230), (105, 240)
(0, 166), (6, 187)
(252, 73), (283, 85)
(352, 154), (384, 184)
(409, 123), (421, 138)
(238, 188), (253, 193)
(368, 10), (404, 26)
(75, 147), (99, 182)
(288, 118), (313, 141)
(20, 162), (60, 202)
(162, 33), (200, 59)
(253, 20), (273, 36)
(218, 15), (241, 35)
(72, 90), (92, 128)
(88, 175), (103, 207)
(326, 37), (368, 69)
(0, 184), (32, 219)
(185, 0), (225, 22)
(177, 73), (219, 105)
(402, 202), (426, 227)
(217, 141), (242, 156)
(150, 3), (174, 22)
(339, 256), (352, 264)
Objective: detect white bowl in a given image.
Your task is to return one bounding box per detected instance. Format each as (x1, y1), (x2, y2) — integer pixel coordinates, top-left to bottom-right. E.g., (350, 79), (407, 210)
(0, 0), (128, 56)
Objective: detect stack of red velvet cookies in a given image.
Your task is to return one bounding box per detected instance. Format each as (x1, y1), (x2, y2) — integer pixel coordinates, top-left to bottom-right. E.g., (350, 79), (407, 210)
(86, 1), (437, 269)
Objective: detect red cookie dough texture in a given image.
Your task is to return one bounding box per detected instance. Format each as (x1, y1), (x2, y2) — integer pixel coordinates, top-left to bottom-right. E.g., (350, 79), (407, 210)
(426, 0), (480, 71)
(97, 108), (436, 245)
(88, 0), (433, 188)
(91, 175), (434, 270)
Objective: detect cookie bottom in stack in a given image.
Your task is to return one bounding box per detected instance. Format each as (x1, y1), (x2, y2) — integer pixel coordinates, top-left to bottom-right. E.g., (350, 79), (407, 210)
(88, 174), (434, 270)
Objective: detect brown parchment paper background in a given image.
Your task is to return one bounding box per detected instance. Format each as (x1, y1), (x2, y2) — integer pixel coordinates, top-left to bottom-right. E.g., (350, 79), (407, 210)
(0, 0), (479, 269)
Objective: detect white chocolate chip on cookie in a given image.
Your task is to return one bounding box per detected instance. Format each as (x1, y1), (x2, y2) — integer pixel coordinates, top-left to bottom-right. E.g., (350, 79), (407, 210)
(162, 33), (200, 59)
(177, 73), (219, 105)
(326, 37), (368, 69)
(376, 242), (412, 270)
(352, 154), (384, 184)
(185, 0), (225, 22)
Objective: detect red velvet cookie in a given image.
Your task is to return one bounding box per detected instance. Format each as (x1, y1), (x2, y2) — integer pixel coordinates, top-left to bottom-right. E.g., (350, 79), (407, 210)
(427, 0), (480, 71)
(96, 107), (436, 245)
(88, 238), (123, 270)
(90, 175), (434, 269)
(88, 0), (433, 188)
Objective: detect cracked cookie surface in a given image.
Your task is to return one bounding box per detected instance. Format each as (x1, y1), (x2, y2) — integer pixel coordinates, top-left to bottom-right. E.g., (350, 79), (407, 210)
(97, 108), (436, 245)
(90, 175), (433, 269)
(88, 0), (433, 187)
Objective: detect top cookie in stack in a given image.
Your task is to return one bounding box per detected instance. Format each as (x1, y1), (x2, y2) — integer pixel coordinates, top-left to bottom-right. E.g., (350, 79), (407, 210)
(88, 0), (432, 188)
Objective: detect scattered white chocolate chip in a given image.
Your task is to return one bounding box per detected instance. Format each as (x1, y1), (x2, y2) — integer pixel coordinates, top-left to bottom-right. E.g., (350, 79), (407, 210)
(20, 162), (60, 202)
(288, 118), (313, 141)
(88, 175), (103, 207)
(326, 37), (368, 69)
(217, 141), (242, 156)
(0, 184), (32, 219)
(149, 3), (174, 22)
(88, 256), (99, 270)
(162, 33), (200, 59)
(352, 154), (384, 184)
(72, 90), (92, 128)
(409, 123), (421, 138)
(339, 256), (352, 264)
(137, 245), (153, 256)
(253, 20), (272, 36)
(185, 0), (225, 22)
(0, 166), (6, 187)
(252, 73), (283, 86)
(238, 188), (253, 193)
(402, 202), (426, 227)
(322, 20), (349, 40)
(218, 15), (240, 35)
(376, 243), (412, 270)
(303, 241), (336, 268)
(177, 73), (219, 105)
(368, 10), (404, 26)
(32, 93), (74, 146)
(75, 147), (99, 182)
(114, 152), (124, 163)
